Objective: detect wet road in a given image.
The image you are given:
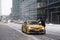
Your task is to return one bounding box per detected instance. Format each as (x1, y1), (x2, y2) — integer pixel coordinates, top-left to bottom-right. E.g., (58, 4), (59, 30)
(33, 24), (60, 40)
(33, 30), (60, 40)
(0, 23), (60, 40)
(0, 24), (34, 40)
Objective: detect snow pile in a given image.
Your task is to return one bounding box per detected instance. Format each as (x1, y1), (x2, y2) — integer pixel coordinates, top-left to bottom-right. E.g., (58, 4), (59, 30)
(7, 22), (22, 30)
(46, 23), (60, 34)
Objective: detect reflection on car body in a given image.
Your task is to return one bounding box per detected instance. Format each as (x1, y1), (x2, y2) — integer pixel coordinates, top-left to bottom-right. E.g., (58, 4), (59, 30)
(22, 20), (46, 34)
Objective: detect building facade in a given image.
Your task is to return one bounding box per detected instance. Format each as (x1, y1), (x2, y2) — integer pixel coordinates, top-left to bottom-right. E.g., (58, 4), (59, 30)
(46, 0), (60, 24)
(19, 0), (47, 20)
(12, 0), (60, 24)
(0, 0), (1, 14)
(0, 0), (1, 15)
(20, 0), (37, 20)
(37, 0), (60, 24)
(11, 0), (20, 20)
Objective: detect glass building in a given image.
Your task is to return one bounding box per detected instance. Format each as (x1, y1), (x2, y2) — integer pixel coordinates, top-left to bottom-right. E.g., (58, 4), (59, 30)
(20, 0), (37, 20)
(0, 0), (1, 15)
(20, 0), (60, 24)
(19, 0), (47, 20)
(45, 0), (60, 24)
(12, 0), (20, 20)
(0, 0), (2, 21)
(12, 0), (60, 24)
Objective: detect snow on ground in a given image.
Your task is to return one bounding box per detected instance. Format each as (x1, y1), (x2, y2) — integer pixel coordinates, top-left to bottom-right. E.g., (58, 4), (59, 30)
(6, 22), (22, 30)
(0, 22), (60, 34)
(46, 23), (60, 34)
(6, 22), (40, 40)
(0, 22), (60, 40)
(1, 22), (60, 32)
(7, 22), (60, 33)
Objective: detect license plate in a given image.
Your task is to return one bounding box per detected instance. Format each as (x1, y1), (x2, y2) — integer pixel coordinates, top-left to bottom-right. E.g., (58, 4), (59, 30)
(34, 29), (39, 31)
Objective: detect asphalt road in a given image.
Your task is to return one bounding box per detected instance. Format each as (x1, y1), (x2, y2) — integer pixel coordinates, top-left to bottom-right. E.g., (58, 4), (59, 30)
(0, 23), (60, 40)
(33, 24), (60, 40)
(33, 30), (60, 40)
(0, 24), (34, 40)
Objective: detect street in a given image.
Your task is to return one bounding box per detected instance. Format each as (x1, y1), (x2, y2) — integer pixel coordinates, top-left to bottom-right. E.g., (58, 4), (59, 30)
(0, 23), (34, 40)
(34, 24), (60, 40)
(0, 22), (60, 40)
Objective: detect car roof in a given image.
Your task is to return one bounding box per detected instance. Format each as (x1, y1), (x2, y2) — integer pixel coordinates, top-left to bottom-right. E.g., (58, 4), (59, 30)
(27, 20), (37, 21)
(24, 20), (37, 23)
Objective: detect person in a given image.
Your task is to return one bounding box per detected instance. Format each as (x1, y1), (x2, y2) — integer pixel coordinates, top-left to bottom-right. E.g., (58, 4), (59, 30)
(38, 17), (46, 27)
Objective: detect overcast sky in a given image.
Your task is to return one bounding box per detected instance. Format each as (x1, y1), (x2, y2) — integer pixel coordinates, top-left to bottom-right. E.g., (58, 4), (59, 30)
(1, 0), (12, 15)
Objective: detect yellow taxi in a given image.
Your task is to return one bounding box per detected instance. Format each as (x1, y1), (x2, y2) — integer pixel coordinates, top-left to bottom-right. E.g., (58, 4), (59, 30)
(14, 20), (18, 23)
(22, 20), (46, 34)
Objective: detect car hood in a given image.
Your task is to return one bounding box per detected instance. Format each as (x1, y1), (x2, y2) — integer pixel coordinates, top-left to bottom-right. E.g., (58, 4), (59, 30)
(27, 25), (43, 28)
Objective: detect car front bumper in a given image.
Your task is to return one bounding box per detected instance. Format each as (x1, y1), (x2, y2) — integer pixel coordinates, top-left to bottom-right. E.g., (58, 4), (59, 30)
(27, 29), (45, 33)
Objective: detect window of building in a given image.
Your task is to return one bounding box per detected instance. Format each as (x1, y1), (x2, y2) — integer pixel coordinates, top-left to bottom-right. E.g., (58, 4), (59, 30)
(57, 7), (60, 11)
(49, 0), (54, 4)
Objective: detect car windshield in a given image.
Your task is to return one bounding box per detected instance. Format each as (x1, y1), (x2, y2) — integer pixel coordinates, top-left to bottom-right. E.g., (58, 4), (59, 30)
(28, 21), (39, 24)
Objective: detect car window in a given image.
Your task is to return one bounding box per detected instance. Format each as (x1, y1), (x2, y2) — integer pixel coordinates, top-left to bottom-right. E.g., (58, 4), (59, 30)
(28, 21), (39, 24)
(24, 21), (27, 24)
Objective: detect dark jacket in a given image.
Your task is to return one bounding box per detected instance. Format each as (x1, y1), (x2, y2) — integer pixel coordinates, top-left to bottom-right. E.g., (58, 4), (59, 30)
(38, 17), (45, 27)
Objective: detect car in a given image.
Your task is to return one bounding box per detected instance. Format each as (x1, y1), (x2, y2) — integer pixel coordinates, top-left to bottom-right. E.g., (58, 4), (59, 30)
(18, 21), (24, 24)
(10, 20), (14, 22)
(14, 20), (18, 23)
(22, 20), (46, 34)
(2, 20), (7, 23)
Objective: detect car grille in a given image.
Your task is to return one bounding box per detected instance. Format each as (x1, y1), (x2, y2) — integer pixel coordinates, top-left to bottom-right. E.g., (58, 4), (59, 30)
(29, 30), (44, 32)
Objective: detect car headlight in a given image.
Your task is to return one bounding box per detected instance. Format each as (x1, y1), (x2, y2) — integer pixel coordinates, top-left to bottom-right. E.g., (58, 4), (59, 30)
(42, 27), (44, 29)
(28, 27), (31, 29)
